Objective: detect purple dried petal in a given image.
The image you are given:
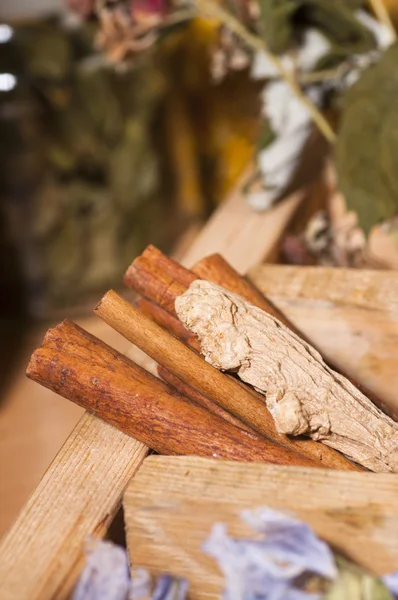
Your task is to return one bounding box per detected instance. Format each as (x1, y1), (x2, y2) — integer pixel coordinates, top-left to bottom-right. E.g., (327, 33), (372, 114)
(242, 508), (337, 580)
(383, 572), (398, 598)
(203, 508), (336, 600)
(129, 568), (151, 600)
(73, 541), (187, 600)
(151, 575), (189, 600)
(73, 540), (131, 600)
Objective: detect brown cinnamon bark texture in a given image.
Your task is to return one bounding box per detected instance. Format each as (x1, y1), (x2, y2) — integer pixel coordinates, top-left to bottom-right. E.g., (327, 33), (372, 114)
(136, 297), (193, 343)
(95, 290), (360, 471)
(124, 245), (195, 315)
(26, 320), (317, 467)
(176, 281), (398, 473)
(157, 365), (253, 433)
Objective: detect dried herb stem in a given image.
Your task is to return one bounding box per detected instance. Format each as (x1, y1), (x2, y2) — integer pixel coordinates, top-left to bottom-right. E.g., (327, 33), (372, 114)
(195, 0), (337, 144)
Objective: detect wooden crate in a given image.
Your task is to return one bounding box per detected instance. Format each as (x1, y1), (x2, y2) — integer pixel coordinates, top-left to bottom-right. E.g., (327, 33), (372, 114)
(0, 174), (397, 599)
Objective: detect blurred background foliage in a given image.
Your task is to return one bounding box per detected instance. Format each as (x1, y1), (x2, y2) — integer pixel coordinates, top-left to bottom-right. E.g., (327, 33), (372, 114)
(0, 10), (262, 318)
(2, 0), (398, 317)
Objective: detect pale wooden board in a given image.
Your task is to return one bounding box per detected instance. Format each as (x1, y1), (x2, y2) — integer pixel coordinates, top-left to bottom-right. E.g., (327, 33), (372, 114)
(0, 415), (147, 600)
(249, 265), (398, 410)
(125, 455), (398, 600)
(0, 329), (83, 540)
(1, 175), (288, 599)
(0, 317), (135, 538)
(181, 171), (304, 272)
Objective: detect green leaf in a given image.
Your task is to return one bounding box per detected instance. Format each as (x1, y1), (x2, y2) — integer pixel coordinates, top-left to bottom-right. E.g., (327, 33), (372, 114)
(300, 0), (375, 55)
(76, 63), (124, 145)
(336, 44), (398, 236)
(256, 0), (297, 54)
(325, 557), (393, 600)
(255, 0), (376, 56)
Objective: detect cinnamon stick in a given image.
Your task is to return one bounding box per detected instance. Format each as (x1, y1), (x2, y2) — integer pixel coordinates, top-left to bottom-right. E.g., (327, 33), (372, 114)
(95, 290), (360, 471)
(157, 365), (253, 433)
(26, 320), (317, 467)
(136, 297), (200, 353)
(124, 245), (196, 315)
(136, 297), (193, 343)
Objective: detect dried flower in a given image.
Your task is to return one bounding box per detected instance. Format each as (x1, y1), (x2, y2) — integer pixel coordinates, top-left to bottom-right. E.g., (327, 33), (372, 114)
(72, 540), (188, 600)
(96, 6), (160, 62)
(72, 540), (132, 600)
(203, 508), (337, 600)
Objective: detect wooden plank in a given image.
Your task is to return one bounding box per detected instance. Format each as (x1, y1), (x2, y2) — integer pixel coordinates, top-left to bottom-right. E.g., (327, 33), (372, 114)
(0, 318), (132, 538)
(0, 332), (83, 540)
(249, 265), (398, 411)
(181, 170), (304, 272)
(0, 415), (147, 600)
(1, 173), (290, 599)
(125, 455), (398, 600)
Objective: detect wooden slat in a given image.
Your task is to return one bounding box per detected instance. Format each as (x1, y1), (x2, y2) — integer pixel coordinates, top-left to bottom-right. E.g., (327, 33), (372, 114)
(181, 171), (304, 272)
(249, 265), (398, 312)
(0, 415), (147, 600)
(249, 265), (398, 410)
(125, 455), (398, 600)
(0, 319), (134, 538)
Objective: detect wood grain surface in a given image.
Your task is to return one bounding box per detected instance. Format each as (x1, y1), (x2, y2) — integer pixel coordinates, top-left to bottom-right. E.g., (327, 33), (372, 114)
(125, 455), (398, 600)
(180, 175), (304, 271)
(0, 414), (147, 600)
(0, 318), (128, 538)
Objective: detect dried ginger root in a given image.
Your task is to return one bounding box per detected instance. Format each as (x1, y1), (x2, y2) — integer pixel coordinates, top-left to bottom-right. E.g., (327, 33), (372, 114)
(176, 280), (398, 472)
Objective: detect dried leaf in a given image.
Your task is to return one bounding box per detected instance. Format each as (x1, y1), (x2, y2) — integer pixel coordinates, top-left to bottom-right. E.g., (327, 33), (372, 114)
(256, 0), (376, 56)
(336, 43), (398, 235)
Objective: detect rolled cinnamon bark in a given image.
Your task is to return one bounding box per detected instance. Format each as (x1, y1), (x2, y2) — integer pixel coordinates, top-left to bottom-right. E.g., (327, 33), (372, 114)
(136, 297), (201, 353)
(124, 245), (195, 315)
(136, 297), (193, 342)
(95, 290), (360, 471)
(157, 365), (253, 433)
(26, 320), (317, 467)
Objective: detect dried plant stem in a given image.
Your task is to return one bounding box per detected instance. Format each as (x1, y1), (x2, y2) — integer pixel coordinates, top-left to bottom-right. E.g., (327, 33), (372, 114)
(368, 0), (397, 40)
(195, 0), (337, 144)
(300, 64), (351, 85)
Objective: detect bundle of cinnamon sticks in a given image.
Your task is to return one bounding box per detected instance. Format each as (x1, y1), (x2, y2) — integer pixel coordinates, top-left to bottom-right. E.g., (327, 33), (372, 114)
(29, 244), (387, 473)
